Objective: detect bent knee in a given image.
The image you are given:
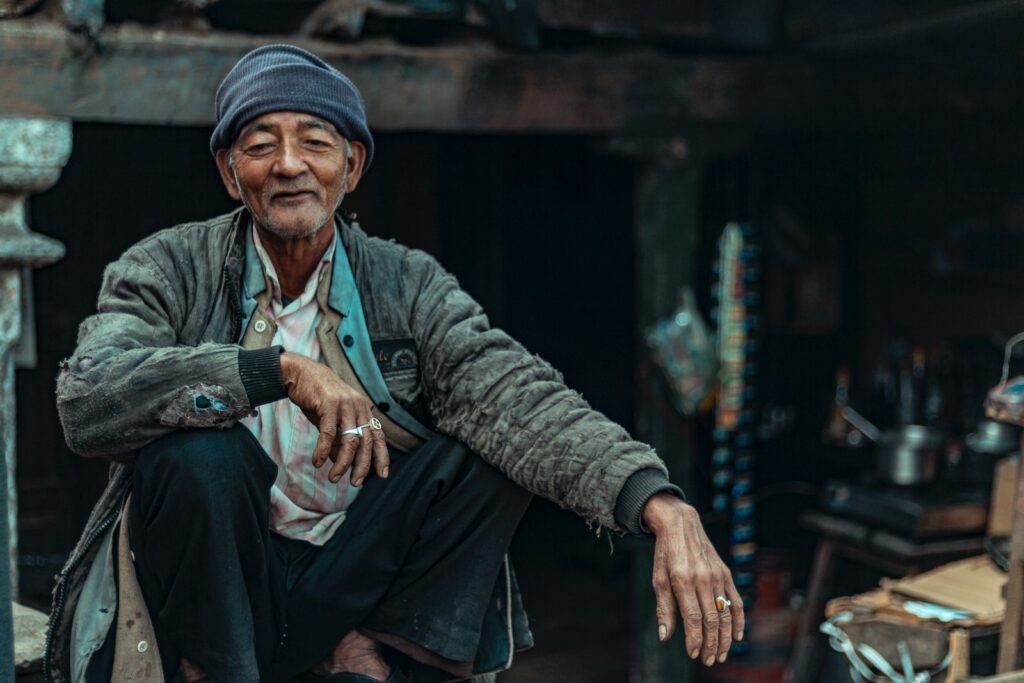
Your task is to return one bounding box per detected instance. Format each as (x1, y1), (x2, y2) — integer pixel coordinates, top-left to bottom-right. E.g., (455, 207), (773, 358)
(136, 425), (273, 492)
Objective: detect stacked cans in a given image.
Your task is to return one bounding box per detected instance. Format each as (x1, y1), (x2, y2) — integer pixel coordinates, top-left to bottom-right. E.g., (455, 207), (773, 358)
(710, 223), (760, 653)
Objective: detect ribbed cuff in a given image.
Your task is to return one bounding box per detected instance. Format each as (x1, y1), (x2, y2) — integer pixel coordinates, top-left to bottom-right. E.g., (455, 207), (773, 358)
(238, 346), (288, 407)
(614, 468), (686, 535)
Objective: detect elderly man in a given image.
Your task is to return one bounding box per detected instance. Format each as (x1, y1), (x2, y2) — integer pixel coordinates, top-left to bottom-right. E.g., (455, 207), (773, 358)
(46, 45), (742, 683)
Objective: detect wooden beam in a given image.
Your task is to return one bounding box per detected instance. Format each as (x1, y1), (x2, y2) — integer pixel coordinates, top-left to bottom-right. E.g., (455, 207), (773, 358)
(537, 0), (712, 40)
(0, 20), (809, 132)
(789, 0), (1024, 50)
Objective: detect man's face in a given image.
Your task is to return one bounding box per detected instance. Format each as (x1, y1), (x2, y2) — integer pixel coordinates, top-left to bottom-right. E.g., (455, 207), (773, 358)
(214, 111), (366, 240)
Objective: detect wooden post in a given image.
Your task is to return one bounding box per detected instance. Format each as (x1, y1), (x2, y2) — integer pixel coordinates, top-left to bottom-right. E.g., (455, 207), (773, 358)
(997, 434), (1024, 672)
(627, 137), (701, 683)
(786, 539), (838, 682)
(946, 628), (971, 683)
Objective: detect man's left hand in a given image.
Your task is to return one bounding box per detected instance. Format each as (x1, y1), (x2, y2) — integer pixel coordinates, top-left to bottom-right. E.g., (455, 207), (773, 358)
(643, 493), (744, 666)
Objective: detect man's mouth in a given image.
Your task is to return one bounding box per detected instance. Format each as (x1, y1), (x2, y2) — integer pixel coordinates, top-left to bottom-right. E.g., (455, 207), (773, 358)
(271, 190), (316, 202)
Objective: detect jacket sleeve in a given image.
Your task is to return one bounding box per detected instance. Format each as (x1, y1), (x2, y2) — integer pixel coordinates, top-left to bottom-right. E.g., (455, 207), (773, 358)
(407, 249), (675, 532)
(56, 245), (272, 459)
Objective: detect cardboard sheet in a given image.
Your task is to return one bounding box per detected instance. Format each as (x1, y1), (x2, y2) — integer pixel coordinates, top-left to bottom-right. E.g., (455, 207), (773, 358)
(883, 555), (1006, 625)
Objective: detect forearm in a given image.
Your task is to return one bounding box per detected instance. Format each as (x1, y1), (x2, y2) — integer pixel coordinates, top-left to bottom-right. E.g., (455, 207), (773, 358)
(58, 343), (282, 457)
(415, 265), (671, 529)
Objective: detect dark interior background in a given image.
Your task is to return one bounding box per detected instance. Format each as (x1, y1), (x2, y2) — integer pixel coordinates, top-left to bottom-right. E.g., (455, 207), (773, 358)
(17, 69), (1024, 682)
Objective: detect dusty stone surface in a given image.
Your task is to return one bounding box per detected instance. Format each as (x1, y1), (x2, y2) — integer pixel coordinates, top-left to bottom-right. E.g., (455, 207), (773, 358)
(0, 116), (70, 599)
(0, 117), (72, 193)
(12, 601), (46, 673)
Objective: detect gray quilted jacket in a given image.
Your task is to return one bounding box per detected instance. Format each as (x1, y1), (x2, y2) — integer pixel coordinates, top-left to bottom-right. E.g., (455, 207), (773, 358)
(46, 207), (677, 681)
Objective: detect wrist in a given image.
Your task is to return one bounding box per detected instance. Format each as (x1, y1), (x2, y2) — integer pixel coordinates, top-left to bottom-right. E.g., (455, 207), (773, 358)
(279, 351), (302, 389)
(641, 493), (693, 534)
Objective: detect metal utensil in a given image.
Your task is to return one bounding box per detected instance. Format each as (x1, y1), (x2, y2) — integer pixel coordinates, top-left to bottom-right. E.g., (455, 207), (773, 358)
(842, 407), (942, 485)
(841, 406), (882, 443)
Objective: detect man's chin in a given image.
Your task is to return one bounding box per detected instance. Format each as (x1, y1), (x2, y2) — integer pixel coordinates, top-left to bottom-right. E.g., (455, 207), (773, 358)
(259, 212), (330, 240)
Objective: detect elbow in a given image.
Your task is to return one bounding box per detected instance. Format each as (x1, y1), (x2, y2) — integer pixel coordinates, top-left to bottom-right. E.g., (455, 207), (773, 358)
(55, 368), (109, 458)
(57, 399), (104, 458)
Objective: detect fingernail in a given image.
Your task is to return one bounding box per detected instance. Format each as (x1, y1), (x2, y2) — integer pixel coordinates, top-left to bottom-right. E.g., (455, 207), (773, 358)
(704, 656), (714, 667)
(352, 477), (363, 486)
(382, 467), (389, 478)
(330, 475), (340, 483)
(689, 649), (699, 660)
(658, 625), (667, 641)
(737, 632), (744, 642)
(718, 653), (727, 663)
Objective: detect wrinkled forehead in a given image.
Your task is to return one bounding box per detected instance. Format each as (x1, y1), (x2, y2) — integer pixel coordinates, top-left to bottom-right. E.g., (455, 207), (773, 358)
(235, 111), (342, 141)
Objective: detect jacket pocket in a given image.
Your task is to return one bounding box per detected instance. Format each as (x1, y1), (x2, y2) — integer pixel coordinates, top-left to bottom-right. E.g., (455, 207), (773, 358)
(373, 338), (419, 374)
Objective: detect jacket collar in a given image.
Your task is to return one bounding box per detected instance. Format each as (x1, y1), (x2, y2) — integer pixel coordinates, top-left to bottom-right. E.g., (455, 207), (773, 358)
(239, 209), (358, 319)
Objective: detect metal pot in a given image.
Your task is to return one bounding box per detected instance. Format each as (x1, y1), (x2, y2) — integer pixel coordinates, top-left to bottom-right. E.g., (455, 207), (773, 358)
(876, 425), (943, 486)
(842, 407), (942, 486)
(962, 419), (1020, 487)
(965, 419), (1020, 454)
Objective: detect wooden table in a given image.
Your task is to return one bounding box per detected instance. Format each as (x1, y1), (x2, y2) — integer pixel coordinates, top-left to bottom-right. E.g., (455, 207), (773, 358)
(784, 510), (986, 683)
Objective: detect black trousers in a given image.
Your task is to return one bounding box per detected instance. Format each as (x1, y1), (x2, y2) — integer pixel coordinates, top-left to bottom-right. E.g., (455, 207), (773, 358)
(123, 425), (532, 682)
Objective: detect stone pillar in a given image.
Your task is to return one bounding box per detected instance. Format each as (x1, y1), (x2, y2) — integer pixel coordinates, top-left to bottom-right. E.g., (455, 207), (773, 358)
(0, 116), (71, 597)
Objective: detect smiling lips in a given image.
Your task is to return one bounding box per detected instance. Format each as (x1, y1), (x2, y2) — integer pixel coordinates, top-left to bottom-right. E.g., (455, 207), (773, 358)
(271, 189), (316, 202)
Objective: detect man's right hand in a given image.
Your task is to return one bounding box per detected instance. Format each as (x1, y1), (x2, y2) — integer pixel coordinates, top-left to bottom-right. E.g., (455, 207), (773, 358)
(280, 351), (389, 486)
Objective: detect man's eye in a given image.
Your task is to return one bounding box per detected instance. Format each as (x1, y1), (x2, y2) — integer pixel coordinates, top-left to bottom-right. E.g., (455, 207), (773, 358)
(306, 139), (331, 148)
(246, 143), (274, 155)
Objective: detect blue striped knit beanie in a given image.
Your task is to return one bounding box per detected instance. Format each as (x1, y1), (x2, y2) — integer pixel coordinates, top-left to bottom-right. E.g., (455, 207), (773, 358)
(210, 44), (374, 171)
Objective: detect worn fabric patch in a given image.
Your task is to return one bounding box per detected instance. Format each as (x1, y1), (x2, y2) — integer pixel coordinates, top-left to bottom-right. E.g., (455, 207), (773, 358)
(158, 383), (238, 428)
(373, 338), (419, 373)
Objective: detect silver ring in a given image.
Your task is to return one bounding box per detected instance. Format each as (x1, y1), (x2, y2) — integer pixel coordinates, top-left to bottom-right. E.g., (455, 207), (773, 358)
(715, 596), (732, 611)
(340, 417), (383, 438)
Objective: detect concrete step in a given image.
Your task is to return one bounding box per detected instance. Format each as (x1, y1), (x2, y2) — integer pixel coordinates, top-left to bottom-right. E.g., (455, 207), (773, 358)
(13, 601), (46, 682)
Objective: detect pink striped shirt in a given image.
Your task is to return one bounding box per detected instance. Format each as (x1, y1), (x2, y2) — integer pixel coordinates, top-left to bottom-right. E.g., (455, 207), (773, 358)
(240, 225), (360, 545)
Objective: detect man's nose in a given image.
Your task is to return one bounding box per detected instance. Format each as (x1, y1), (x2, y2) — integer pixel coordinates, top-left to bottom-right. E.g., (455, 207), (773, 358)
(273, 140), (307, 177)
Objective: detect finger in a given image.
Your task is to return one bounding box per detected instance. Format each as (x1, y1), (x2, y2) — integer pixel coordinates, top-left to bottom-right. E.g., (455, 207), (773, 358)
(329, 435), (359, 483)
(652, 559), (676, 643)
(349, 402), (374, 487)
(329, 401), (359, 482)
(692, 570), (720, 667)
(725, 577), (745, 643)
(714, 572), (733, 663)
(312, 406), (338, 469)
(673, 580), (703, 662)
(370, 421), (390, 479)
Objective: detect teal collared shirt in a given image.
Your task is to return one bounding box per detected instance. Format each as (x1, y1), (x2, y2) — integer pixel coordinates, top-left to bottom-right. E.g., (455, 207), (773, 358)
(240, 220), (433, 442)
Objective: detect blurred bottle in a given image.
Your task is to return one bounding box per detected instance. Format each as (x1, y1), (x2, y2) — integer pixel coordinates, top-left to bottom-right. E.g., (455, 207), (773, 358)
(925, 346), (952, 429)
(824, 365), (860, 446)
(911, 345), (928, 424)
(898, 355), (915, 426)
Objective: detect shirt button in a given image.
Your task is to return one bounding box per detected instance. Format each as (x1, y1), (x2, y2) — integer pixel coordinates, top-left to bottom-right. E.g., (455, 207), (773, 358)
(137, 640), (149, 653)
(254, 320), (268, 333)
(342, 335), (354, 347)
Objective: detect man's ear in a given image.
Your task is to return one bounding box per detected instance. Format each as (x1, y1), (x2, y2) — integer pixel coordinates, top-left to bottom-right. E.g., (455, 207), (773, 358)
(344, 141), (367, 194)
(215, 148), (242, 201)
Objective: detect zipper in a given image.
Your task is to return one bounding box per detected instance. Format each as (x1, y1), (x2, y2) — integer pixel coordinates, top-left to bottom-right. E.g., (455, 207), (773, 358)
(227, 266), (242, 343)
(43, 505), (120, 682)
